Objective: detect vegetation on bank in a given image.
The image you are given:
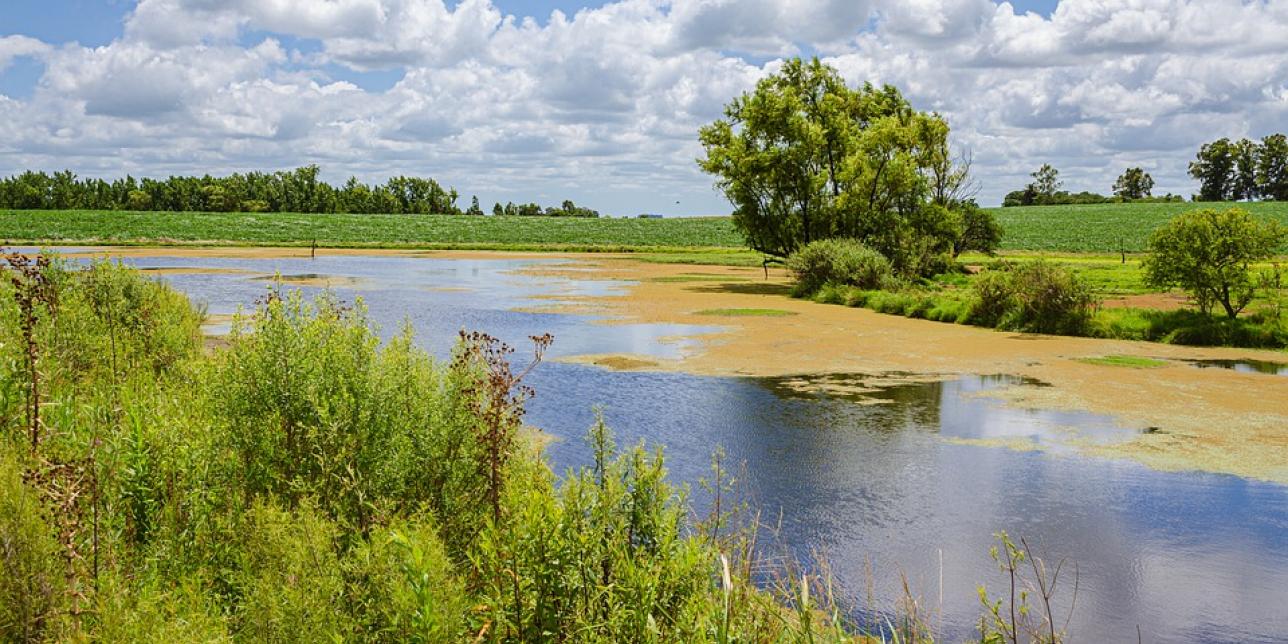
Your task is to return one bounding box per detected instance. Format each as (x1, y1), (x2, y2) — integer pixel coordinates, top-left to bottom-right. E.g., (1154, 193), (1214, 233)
(790, 209), (1288, 349)
(0, 254), (1084, 643)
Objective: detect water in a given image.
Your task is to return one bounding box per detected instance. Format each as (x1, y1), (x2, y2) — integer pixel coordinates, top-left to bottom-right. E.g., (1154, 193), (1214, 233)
(65, 251), (1288, 642)
(1188, 359), (1288, 376)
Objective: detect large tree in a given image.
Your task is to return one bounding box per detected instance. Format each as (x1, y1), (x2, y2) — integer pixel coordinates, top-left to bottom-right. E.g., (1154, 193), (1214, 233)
(1257, 133), (1288, 201)
(1112, 167), (1154, 200)
(698, 57), (977, 272)
(1231, 138), (1261, 201)
(1028, 164), (1061, 198)
(1189, 138), (1236, 201)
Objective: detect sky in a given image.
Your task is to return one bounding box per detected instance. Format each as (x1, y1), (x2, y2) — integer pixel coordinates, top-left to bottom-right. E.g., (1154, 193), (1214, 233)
(0, 0), (1284, 215)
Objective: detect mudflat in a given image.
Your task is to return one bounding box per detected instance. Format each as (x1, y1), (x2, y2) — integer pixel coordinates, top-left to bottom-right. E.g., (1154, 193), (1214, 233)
(520, 254), (1288, 485)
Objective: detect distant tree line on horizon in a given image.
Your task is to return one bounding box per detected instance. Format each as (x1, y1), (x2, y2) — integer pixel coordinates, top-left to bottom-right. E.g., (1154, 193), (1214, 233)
(1002, 164), (1183, 207)
(0, 165), (600, 217)
(491, 199), (600, 217)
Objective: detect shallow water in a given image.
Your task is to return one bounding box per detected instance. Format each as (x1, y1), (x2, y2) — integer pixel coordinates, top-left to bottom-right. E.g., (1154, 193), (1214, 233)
(64, 251), (1288, 642)
(1188, 358), (1288, 376)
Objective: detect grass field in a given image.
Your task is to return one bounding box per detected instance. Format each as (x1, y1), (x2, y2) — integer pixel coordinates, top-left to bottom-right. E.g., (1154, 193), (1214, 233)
(3, 201), (1288, 255)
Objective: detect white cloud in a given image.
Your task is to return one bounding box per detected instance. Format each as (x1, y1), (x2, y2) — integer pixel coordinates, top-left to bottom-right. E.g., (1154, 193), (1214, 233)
(0, 35), (51, 71)
(2, 0), (1287, 211)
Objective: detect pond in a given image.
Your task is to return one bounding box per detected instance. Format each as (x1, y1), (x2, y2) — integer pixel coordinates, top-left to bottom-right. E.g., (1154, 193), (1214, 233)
(67, 251), (1288, 642)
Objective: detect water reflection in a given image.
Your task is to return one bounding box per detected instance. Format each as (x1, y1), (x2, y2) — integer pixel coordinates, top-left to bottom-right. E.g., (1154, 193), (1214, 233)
(758, 373), (1139, 446)
(1188, 359), (1288, 376)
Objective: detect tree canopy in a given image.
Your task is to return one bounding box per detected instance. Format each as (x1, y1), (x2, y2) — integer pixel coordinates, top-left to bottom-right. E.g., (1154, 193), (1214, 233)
(1143, 208), (1285, 319)
(1113, 167), (1155, 200)
(697, 57), (980, 271)
(1189, 134), (1288, 202)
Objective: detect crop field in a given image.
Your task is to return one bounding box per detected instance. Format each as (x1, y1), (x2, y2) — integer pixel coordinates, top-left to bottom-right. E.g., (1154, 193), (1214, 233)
(0, 209), (746, 250)
(4, 202), (1288, 255)
(990, 201), (1288, 253)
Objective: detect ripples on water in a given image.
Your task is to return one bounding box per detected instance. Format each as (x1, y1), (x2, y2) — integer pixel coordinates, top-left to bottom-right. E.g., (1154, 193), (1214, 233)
(51, 250), (1288, 642)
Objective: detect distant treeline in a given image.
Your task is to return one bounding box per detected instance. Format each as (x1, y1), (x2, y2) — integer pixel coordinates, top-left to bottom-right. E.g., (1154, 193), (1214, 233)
(1002, 190), (1185, 207)
(0, 166), (599, 217)
(491, 200), (600, 218)
(1003, 164), (1184, 207)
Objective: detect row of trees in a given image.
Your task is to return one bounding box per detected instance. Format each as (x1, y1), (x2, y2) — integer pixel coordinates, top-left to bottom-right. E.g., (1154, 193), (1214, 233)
(0, 166), (464, 214)
(491, 199), (600, 217)
(1002, 165), (1182, 206)
(0, 167), (600, 218)
(698, 58), (996, 275)
(1189, 134), (1288, 202)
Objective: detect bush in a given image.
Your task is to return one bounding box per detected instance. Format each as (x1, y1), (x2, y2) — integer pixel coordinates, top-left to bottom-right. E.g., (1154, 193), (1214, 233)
(970, 262), (1098, 334)
(0, 451), (64, 642)
(968, 270), (1016, 327)
(787, 238), (892, 296)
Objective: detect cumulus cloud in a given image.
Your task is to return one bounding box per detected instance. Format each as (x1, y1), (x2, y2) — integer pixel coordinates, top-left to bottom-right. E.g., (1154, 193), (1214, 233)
(0, 35), (51, 70)
(2, 0), (1287, 211)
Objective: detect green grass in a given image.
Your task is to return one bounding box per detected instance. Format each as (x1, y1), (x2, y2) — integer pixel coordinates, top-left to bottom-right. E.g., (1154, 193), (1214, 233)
(1075, 355), (1170, 368)
(989, 201), (1288, 253)
(694, 307), (797, 317)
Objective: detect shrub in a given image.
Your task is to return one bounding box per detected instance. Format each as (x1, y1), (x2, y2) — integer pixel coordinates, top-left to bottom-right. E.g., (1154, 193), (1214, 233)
(970, 262), (1098, 334)
(787, 238), (892, 296)
(1007, 261), (1099, 334)
(1143, 208), (1286, 319)
(0, 451), (64, 642)
(232, 500), (352, 641)
(968, 270), (1016, 327)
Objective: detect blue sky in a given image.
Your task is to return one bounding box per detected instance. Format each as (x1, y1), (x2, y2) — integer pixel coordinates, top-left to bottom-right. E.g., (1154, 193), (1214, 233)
(0, 1), (1281, 213)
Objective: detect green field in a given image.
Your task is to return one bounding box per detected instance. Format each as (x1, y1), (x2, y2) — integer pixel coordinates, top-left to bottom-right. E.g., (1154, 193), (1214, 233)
(0, 209), (745, 251)
(3, 201), (1288, 255)
(991, 201), (1288, 253)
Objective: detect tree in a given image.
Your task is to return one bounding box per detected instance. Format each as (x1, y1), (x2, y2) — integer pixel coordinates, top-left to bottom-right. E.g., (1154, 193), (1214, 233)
(950, 201), (1002, 257)
(1112, 167), (1154, 200)
(466, 195), (485, 216)
(1143, 208), (1285, 319)
(1257, 133), (1288, 201)
(1231, 138), (1260, 201)
(1189, 138), (1236, 201)
(1029, 164), (1061, 198)
(698, 57), (973, 273)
